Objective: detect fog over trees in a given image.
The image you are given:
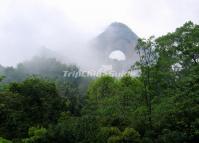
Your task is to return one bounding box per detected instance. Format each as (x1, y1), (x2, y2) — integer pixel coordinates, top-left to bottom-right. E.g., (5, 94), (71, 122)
(0, 0), (199, 143)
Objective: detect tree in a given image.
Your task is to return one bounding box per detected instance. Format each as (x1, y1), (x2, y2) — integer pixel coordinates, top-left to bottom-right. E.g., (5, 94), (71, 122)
(0, 75), (6, 92)
(0, 137), (12, 143)
(0, 92), (27, 139)
(97, 127), (121, 143)
(118, 75), (143, 118)
(135, 36), (158, 127)
(9, 77), (66, 126)
(0, 77), (67, 140)
(0, 76), (4, 82)
(86, 75), (120, 118)
(22, 127), (47, 143)
(156, 21), (199, 90)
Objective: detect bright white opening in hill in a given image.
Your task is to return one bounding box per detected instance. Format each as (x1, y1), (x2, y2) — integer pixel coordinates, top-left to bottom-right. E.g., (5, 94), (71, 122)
(109, 50), (126, 61)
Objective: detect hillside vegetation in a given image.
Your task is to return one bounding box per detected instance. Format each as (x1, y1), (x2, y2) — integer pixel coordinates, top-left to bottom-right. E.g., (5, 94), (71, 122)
(0, 21), (199, 143)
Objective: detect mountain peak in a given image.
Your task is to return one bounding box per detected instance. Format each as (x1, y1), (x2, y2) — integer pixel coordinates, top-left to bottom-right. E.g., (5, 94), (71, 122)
(98, 22), (138, 43)
(109, 22), (132, 31)
(106, 22), (136, 35)
(91, 22), (139, 71)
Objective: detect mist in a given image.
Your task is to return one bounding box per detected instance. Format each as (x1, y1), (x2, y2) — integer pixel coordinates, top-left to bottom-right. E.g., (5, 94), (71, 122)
(0, 0), (198, 68)
(0, 0), (97, 67)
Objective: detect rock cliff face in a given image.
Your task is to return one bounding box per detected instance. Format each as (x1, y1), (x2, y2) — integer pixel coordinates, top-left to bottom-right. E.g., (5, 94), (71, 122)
(91, 22), (139, 71)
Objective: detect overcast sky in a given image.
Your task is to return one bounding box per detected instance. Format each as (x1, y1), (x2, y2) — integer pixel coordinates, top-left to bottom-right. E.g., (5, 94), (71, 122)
(0, 0), (199, 66)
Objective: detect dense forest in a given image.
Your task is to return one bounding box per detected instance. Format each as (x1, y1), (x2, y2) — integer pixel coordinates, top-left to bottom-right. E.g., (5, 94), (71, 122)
(0, 21), (199, 143)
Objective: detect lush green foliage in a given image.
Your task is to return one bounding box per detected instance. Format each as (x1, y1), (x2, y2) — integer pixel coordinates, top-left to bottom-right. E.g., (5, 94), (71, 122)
(0, 137), (12, 143)
(0, 21), (198, 143)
